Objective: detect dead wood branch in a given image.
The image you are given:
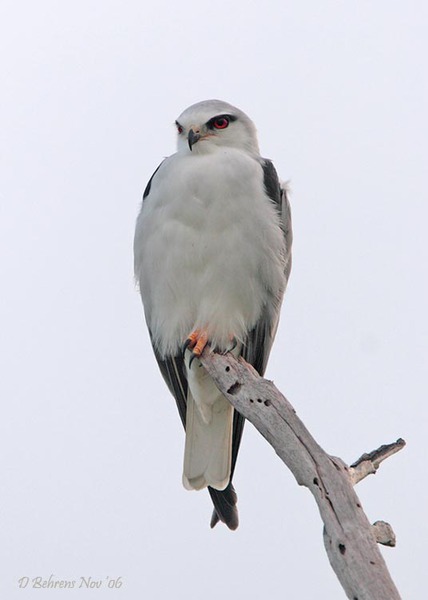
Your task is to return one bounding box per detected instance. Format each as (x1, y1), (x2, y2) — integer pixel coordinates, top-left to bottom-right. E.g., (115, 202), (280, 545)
(199, 350), (404, 600)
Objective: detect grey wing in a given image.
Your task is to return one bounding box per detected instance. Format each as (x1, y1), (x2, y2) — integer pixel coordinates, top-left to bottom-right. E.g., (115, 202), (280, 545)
(281, 182), (293, 284)
(140, 166), (240, 530)
(242, 159), (293, 376)
(209, 161), (292, 529)
(139, 161), (188, 425)
(153, 350), (188, 428)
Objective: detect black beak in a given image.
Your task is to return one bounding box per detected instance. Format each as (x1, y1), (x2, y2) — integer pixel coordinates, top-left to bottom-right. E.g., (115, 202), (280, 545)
(188, 128), (201, 151)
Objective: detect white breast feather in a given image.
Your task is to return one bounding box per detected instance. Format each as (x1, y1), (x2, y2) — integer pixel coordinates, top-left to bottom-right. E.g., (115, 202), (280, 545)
(134, 147), (285, 359)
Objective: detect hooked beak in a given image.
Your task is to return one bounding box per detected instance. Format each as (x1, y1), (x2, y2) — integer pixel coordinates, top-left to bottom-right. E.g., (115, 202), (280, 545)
(188, 128), (201, 151)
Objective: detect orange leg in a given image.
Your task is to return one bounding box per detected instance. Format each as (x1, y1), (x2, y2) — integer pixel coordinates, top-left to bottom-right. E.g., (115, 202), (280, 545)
(185, 329), (209, 356)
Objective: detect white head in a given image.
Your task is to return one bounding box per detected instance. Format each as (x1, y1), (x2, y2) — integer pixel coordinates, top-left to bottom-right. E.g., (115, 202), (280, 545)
(175, 99), (260, 155)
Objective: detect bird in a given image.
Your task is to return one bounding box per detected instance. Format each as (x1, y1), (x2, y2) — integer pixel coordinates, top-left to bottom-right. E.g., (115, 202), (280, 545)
(134, 99), (292, 530)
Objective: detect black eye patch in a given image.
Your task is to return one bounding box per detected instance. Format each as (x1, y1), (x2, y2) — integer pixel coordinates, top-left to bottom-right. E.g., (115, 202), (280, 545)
(206, 114), (237, 130)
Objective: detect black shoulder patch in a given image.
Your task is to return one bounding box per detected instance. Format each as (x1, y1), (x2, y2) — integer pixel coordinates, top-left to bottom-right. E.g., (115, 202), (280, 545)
(261, 159), (281, 208)
(143, 161), (164, 200)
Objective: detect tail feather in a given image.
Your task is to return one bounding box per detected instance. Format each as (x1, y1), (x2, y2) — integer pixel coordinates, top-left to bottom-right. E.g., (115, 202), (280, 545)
(182, 352), (244, 530)
(183, 391), (233, 491)
(209, 483), (239, 530)
(152, 351), (243, 529)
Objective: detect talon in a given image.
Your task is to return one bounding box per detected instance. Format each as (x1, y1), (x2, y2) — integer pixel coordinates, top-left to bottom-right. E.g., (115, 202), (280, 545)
(229, 337), (238, 352)
(222, 336), (238, 354)
(184, 329), (209, 356)
(184, 329), (209, 368)
(182, 338), (192, 355)
(193, 332), (208, 356)
(189, 353), (198, 369)
(185, 329), (201, 350)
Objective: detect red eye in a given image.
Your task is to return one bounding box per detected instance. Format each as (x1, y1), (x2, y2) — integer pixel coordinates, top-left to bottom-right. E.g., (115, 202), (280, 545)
(213, 117), (229, 129)
(177, 125), (183, 134)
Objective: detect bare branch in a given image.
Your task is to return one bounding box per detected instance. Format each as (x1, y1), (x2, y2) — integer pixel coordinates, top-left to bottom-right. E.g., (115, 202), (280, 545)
(373, 521), (396, 547)
(350, 438), (406, 485)
(199, 350), (405, 600)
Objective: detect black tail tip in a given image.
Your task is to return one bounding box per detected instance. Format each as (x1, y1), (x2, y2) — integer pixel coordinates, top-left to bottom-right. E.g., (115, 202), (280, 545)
(210, 508), (239, 531)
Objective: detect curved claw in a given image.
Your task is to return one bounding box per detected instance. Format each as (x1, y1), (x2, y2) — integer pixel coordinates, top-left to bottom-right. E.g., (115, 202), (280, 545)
(188, 352), (199, 369)
(184, 329), (208, 355)
(182, 338), (192, 355)
(184, 329), (209, 369)
(229, 337), (238, 353)
(221, 336), (238, 355)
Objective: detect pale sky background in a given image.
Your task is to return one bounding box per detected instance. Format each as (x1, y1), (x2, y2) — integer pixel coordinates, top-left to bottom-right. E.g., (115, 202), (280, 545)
(1, 1), (427, 598)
